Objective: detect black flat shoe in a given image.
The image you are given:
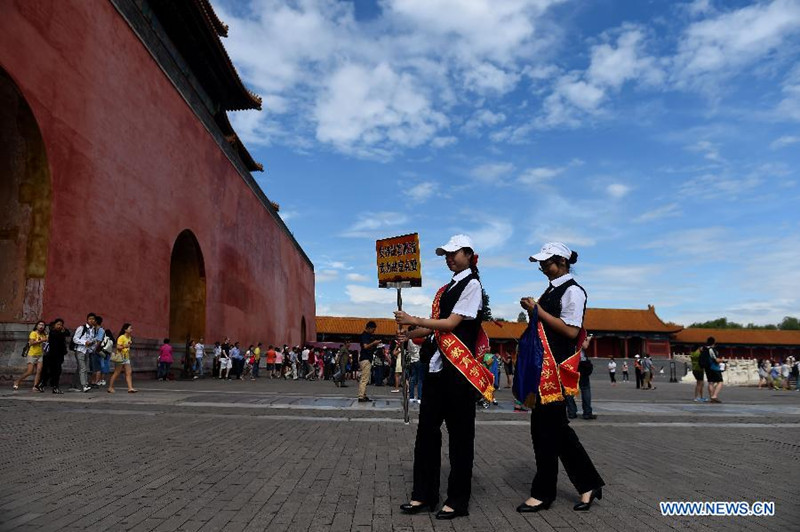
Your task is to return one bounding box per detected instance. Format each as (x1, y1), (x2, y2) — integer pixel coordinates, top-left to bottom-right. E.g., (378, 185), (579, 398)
(435, 508), (468, 520)
(399, 502), (434, 514)
(573, 488), (602, 511)
(516, 500), (552, 513)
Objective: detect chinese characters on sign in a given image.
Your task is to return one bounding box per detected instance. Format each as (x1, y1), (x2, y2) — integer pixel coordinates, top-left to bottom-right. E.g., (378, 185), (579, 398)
(376, 233), (422, 288)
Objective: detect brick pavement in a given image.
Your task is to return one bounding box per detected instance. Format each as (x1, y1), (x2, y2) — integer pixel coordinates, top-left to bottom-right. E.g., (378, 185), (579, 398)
(0, 377), (798, 531)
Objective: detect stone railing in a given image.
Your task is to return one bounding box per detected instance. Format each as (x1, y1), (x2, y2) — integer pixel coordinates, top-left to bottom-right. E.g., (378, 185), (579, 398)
(675, 354), (759, 386)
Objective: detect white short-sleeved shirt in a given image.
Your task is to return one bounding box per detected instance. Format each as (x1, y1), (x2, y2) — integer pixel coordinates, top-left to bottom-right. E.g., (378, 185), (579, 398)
(608, 361), (616, 372)
(546, 273), (586, 328)
(429, 269), (482, 373)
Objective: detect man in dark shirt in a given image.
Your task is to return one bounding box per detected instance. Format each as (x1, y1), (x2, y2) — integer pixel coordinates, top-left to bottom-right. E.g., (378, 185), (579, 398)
(358, 321), (380, 402)
(41, 318), (69, 393)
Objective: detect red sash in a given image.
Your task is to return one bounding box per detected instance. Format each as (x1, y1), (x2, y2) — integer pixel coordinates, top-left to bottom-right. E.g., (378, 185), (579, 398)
(537, 324), (586, 404)
(431, 283), (495, 401)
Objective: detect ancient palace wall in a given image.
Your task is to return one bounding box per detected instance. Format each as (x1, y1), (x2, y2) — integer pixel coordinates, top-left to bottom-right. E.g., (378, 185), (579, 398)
(0, 0), (315, 373)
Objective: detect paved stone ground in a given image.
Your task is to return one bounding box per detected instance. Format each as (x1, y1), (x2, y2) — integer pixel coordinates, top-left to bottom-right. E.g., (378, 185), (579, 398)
(1, 375), (798, 531)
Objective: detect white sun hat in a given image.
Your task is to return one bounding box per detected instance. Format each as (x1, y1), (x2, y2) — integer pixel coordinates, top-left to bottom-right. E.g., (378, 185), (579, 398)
(435, 234), (475, 256)
(529, 242), (572, 262)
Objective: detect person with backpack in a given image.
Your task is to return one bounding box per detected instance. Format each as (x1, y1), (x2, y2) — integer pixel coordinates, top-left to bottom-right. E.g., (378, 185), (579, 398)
(13, 320), (48, 391)
(689, 345), (707, 402)
(700, 337), (724, 403)
(71, 313), (97, 393)
(633, 354), (643, 389)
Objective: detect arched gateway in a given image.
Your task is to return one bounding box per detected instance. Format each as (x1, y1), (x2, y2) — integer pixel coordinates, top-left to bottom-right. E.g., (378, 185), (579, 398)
(169, 230), (206, 343)
(0, 67), (51, 323)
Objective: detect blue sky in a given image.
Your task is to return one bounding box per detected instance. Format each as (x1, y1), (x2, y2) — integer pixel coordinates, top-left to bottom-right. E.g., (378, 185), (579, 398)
(214, 0), (800, 325)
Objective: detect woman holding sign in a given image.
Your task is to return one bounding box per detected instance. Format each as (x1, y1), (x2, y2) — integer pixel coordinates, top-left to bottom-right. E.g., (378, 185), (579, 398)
(517, 242), (604, 513)
(394, 234), (493, 520)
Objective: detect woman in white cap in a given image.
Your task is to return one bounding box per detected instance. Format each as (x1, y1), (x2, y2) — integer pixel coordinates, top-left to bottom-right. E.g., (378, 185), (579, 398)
(394, 234), (487, 520)
(517, 242), (604, 513)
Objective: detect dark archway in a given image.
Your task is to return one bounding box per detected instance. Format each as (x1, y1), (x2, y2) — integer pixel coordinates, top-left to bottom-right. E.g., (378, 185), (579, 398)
(169, 230), (206, 343)
(0, 67), (51, 322)
(300, 316), (307, 346)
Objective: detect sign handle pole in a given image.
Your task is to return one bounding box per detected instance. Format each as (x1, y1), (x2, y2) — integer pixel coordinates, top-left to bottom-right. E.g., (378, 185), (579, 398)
(397, 287), (410, 424)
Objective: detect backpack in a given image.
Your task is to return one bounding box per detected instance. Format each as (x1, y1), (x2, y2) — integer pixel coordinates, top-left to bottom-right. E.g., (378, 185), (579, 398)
(698, 347), (711, 369)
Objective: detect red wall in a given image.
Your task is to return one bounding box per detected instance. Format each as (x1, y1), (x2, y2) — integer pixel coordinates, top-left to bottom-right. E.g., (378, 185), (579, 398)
(0, 1), (315, 345)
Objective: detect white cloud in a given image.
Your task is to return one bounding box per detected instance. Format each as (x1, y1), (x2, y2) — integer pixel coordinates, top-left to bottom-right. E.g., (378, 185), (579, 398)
(518, 166), (564, 185)
(770, 135), (800, 149)
(463, 109), (507, 135)
(341, 211), (410, 237)
(470, 162), (515, 183)
(530, 226), (597, 247)
(431, 136), (458, 148)
(346, 273), (370, 282)
(673, 0), (800, 86)
(218, 0), (566, 157)
(538, 26), (663, 127)
(406, 182), (438, 202)
(315, 63), (448, 157)
(687, 140), (724, 163)
(606, 183), (632, 198)
(586, 27), (663, 89)
(315, 269), (339, 282)
(636, 202), (681, 222)
(462, 62), (521, 95)
(467, 218), (514, 251)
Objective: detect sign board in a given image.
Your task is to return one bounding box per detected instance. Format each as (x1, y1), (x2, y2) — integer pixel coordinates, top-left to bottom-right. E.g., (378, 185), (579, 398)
(376, 233), (422, 288)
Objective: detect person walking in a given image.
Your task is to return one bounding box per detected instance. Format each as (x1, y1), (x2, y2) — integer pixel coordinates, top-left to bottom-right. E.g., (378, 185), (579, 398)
(71, 313), (97, 393)
(700, 337), (723, 402)
(578, 338), (596, 420)
(358, 322), (379, 402)
(194, 338), (205, 378)
(395, 234), (492, 520)
(607, 357), (617, 386)
(107, 323), (137, 393)
(621, 360), (629, 382)
(334, 341), (349, 387)
(40, 318), (70, 394)
(157, 339), (173, 381)
(690, 346), (707, 402)
(14, 320), (48, 391)
(633, 354), (643, 389)
(517, 242), (604, 513)
(407, 334), (423, 403)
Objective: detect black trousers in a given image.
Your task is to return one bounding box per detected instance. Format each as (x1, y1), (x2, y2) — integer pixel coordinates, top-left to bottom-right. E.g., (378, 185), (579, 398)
(529, 398), (604, 501)
(635, 368), (643, 388)
(411, 364), (476, 512)
(40, 352), (64, 388)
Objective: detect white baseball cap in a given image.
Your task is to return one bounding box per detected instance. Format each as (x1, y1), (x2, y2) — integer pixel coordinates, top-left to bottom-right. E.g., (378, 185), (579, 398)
(435, 234), (475, 256)
(529, 242), (572, 262)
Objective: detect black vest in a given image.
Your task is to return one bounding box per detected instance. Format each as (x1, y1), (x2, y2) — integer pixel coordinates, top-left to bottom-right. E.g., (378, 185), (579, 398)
(538, 278), (587, 364)
(419, 273), (482, 366)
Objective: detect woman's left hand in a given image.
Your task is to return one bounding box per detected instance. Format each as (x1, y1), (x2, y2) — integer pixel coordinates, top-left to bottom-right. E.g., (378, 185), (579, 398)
(520, 297), (537, 311)
(394, 311), (415, 326)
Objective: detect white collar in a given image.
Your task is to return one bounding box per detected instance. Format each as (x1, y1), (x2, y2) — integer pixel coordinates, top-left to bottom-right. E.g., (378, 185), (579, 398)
(451, 269), (472, 283)
(550, 273), (574, 287)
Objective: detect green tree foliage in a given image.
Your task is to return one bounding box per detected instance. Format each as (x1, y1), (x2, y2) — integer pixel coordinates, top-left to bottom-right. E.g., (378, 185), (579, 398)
(517, 311), (528, 323)
(689, 316), (799, 330)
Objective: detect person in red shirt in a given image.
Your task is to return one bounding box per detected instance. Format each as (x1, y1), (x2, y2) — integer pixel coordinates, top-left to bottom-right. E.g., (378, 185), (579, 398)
(157, 339), (173, 381)
(266, 345), (277, 378)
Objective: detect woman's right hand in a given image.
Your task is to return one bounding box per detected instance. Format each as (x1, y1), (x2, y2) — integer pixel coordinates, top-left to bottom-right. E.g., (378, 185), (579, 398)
(520, 297), (537, 311)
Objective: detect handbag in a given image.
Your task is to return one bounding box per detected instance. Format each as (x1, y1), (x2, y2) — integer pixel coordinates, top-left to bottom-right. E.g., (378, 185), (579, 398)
(21, 343), (30, 358)
(110, 351), (124, 363)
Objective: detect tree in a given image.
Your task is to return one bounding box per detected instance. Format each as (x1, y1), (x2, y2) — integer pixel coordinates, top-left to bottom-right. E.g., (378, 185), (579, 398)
(517, 311), (528, 323)
(779, 316), (800, 330)
(689, 317), (743, 329)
